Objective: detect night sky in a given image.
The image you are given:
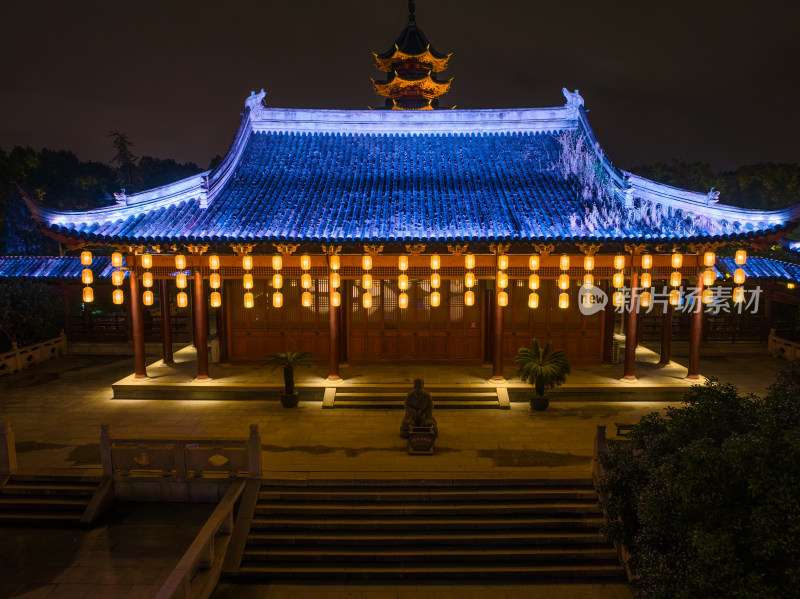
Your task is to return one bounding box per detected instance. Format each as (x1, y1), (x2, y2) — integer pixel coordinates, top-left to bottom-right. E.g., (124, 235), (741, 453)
(2, 0), (799, 172)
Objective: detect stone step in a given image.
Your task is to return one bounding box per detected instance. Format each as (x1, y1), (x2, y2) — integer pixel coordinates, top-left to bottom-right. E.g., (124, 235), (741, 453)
(236, 563), (626, 580)
(334, 392), (498, 398)
(2, 482), (97, 496)
(254, 502), (601, 517)
(0, 496), (90, 511)
(0, 511), (84, 524)
(8, 474), (101, 484)
(259, 478), (595, 488)
(258, 488), (599, 502)
(250, 516), (604, 531)
(241, 547), (619, 562)
(246, 531), (610, 546)
(333, 400), (498, 409)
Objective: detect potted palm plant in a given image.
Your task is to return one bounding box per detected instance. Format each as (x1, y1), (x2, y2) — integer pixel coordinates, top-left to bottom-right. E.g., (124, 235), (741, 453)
(265, 350), (313, 408)
(514, 339), (571, 411)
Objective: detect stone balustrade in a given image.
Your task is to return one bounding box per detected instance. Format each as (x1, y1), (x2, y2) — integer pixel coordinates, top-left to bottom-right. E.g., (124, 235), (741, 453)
(768, 328), (800, 360)
(0, 331), (67, 376)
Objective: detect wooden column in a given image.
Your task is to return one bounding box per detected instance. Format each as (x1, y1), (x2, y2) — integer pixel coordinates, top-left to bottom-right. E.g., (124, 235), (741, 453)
(193, 269), (209, 380)
(216, 280), (229, 364)
(658, 303), (673, 366)
(623, 265), (639, 380)
(128, 257), (147, 378)
(491, 267), (504, 381)
(687, 269), (703, 379)
(328, 265), (341, 381)
(189, 284), (196, 347)
(602, 280), (615, 363)
(158, 278), (174, 365)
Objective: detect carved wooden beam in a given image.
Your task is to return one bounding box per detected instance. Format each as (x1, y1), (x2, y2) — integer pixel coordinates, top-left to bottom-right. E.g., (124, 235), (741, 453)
(231, 243), (256, 256)
(405, 243), (426, 255)
(577, 242), (602, 256)
(446, 243), (468, 256)
(532, 243), (555, 256)
(321, 244), (342, 255)
(489, 242), (511, 255)
(272, 243), (298, 256)
(364, 244), (384, 256)
(623, 243), (647, 256)
(186, 244), (209, 255)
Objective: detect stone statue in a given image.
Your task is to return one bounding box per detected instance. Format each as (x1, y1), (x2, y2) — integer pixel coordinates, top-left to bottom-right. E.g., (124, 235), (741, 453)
(400, 378), (438, 439)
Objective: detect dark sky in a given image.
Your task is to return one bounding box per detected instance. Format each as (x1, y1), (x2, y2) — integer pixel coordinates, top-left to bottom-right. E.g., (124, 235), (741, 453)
(2, 0), (799, 172)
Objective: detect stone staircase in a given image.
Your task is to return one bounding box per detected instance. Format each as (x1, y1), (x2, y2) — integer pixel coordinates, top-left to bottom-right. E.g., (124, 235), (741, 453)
(225, 477), (624, 581)
(324, 385), (509, 409)
(0, 474), (110, 526)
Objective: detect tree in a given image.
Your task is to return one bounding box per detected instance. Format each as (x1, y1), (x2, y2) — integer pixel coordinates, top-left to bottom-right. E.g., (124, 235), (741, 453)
(0, 278), (63, 351)
(598, 373), (800, 598)
(108, 131), (140, 190)
(514, 339), (571, 410)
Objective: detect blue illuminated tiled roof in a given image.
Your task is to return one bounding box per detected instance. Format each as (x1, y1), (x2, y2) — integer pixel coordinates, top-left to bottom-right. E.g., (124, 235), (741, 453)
(717, 256), (800, 282)
(0, 256), (121, 280)
(25, 91), (800, 246)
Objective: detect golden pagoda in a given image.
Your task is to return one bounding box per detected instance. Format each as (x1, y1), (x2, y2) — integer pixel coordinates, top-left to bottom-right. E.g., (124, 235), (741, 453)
(372, 1), (453, 110)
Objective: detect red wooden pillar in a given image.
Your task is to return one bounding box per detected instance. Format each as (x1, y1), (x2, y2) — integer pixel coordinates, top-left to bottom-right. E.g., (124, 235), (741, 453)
(602, 279), (616, 363)
(687, 268), (703, 379)
(216, 280), (229, 364)
(659, 302), (673, 366)
(491, 266), (505, 381)
(623, 264), (639, 380)
(128, 256), (147, 378)
(158, 278), (174, 365)
(327, 258), (341, 381)
(193, 269), (209, 380)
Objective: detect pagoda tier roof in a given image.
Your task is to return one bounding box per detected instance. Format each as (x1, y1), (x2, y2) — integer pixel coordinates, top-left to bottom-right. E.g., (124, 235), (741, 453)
(372, 73), (452, 99)
(376, 13), (448, 62)
(374, 48), (451, 73)
(25, 89), (800, 246)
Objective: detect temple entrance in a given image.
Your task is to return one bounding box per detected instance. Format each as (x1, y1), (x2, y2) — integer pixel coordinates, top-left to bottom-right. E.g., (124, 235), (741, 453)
(348, 279), (483, 361)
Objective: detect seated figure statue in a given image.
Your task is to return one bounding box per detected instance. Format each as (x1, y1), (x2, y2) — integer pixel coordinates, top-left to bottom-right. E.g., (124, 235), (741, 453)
(400, 378), (438, 439)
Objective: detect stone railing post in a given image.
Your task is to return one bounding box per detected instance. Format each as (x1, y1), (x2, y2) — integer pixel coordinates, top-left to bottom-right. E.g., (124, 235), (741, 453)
(248, 424), (262, 479)
(593, 425), (607, 486)
(59, 329), (68, 355)
(1, 422), (18, 474)
(11, 342), (21, 373)
(100, 424), (113, 477)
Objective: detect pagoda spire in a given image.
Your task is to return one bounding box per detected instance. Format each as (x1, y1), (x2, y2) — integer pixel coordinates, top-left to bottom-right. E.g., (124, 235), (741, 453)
(372, 1), (453, 110)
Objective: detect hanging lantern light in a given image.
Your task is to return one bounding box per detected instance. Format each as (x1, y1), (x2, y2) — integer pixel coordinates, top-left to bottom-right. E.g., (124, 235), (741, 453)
(529, 273), (540, 290)
(112, 288), (124, 305)
(363, 292), (373, 308)
(142, 272), (153, 288)
(208, 254), (220, 270)
(528, 292), (539, 309)
(398, 255), (408, 271)
(614, 254), (625, 270)
(329, 254), (340, 271)
(82, 286), (94, 303)
(431, 273), (441, 289)
(141, 254), (152, 269)
(210, 291), (221, 308)
(111, 252), (123, 268)
(529, 255), (540, 271)
(583, 273), (594, 288)
(498, 291), (508, 307)
(430, 254), (441, 270)
(143, 290), (154, 306)
(273, 273), (283, 289)
(174, 254), (186, 270)
(465, 272), (476, 288)
(558, 292), (569, 309)
(431, 291), (441, 307)
(641, 272), (652, 288)
(733, 287), (745, 303)
(399, 292), (409, 309)
(177, 292), (188, 308)
(81, 250), (92, 266)
(669, 289), (681, 306)
(243, 273), (254, 289)
(242, 255), (253, 271)
(331, 291), (341, 307)
(559, 255), (570, 271)
(671, 253), (683, 269)
(558, 273), (570, 290)
(243, 292), (254, 309)
(112, 270), (124, 286)
(613, 272), (624, 288)
(670, 271), (682, 287)
(582, 293), (593, 308)
(81, 268), (93, 285)
(703, 251), (716, 267)
(330, 272), (340, 289)
(465, 254), (475, 270)
(498, 255), (509, 271)
(613, 291), (624, 307)
(301, 273), (312, 289)
(272, 255), (282, 271)
(640, 291), (652, 308)
(465, 290), (475, 307)
(273, 291), (283, 308)
(300, 254), (311, 271)
(641, 254), (653, 270)
(362, 273), (372, 290)
(702, 268), (716, 287)
(176, 273), (187, 289)
(398, 274), (409, 290)
(790, 283), (796, 290)
(733, 268), (746, 285)
(735, 249), (747, 266)
(583, 255), (594, 271)
(302, 291), (312, 307)
(210, 273), (221, 289)
(702, 288), (714, 304)
(498, 271), (508, 289)
(362, 255), (372, 271)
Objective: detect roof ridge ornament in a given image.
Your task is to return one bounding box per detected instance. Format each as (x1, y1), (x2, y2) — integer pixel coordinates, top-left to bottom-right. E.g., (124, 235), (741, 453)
(245, 89), (268, 119)
(562, 88), (584, 118)
(707, 187), (720, 205)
